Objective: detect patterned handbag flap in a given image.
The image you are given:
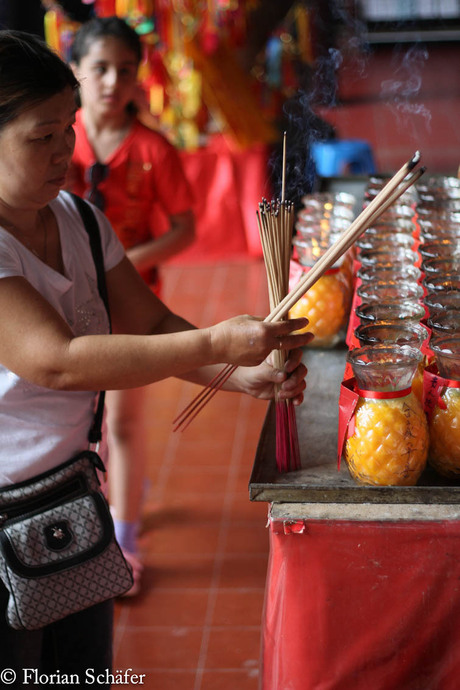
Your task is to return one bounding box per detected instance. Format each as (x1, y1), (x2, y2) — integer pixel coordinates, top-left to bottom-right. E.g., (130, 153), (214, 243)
(0, 451), (104, 508)
(0, 491), (113, 576)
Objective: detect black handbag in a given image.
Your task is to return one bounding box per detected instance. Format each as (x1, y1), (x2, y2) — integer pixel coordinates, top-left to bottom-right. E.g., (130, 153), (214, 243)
(0, 195), (133, 630)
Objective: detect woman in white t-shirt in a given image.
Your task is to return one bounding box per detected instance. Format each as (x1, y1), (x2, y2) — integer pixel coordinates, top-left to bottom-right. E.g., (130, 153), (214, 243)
(0, 30), (312, 682)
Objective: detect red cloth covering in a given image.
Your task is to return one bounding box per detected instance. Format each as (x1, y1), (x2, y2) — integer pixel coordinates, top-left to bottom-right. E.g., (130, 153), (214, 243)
(173, 135), (270, 263)
(262, 517), (460, 690)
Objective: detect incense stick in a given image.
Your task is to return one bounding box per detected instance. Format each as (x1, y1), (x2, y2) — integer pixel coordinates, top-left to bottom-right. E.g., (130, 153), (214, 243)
(257, 197), (300, 471)
(281, 131), (287, 203)
(173, 153), (424, 431)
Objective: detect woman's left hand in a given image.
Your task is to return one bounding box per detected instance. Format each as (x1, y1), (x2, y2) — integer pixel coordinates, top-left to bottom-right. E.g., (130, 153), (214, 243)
(236, 347), (308, 406)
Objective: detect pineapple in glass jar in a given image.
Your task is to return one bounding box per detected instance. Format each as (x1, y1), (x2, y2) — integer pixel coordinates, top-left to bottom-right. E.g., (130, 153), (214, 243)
(428, 336), (460, 477)
(289, 247), (353, 348)
(345, 345), (429, 486)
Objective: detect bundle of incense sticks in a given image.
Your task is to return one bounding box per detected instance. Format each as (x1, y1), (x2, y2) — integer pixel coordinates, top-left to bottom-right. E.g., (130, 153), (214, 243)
(173, 151), (426, 433)
(257, 197), (300, 472)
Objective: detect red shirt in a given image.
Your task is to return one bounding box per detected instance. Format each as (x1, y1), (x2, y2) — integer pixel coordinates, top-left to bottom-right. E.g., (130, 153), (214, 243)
(71, 111), (194, 251)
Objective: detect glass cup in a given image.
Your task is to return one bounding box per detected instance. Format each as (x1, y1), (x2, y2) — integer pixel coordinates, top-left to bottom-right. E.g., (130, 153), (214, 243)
(357, 281), (424, 305)
(422, 275), (460, 293)
(357, 233), (414, 252)
(427, 310), (460, 337)
(417, 197), (460, 214)
(364, 202), (414, 222)
(354, 323), (428, 348)
(364, 218), (415, 237)
(418, 239), (460, 261)
(428, 335), (460, 476)
(353, 324), (429, 402)
(358, 247), (418, 268)
(357, 264), (421, 284)
(422, 257), (460, 277)
(344, 345), (428, 486)
(424, 290), (460, 317)
(418, 217), (460, 242)
(417, 175), (460, 198)
(356, 301), (426, 326)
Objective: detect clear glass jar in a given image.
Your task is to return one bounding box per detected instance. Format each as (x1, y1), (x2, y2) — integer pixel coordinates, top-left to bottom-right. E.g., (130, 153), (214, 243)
(293, 236), (330, 266)
(358, 247), (418, 268)
(419, 239), (460, 260)
(425, 290), (460, 318)
(417, 197), (460, 214)
(417, 175), (460, 197)
(427, 310), (460, 337)
(363, 201), (414, 222)
(300, 191), (356, 218)
(356, 301), (426, 326)
(357, 232), (414, 252)
(429, 336), (460, 477)
(422, 257), (460, 276)
(354, 324), (429, 402)
(357, 281), (424, 305)
(354, 323), (428, 348)
(344, 345), (428, 486)
(422, 275), (460, 293)
(419, 218), (460, 243)
(357, 264), (421, 284)
(290, 227), (354, 347)
(363, 218), (415, 236)
(367, 177), (417, 205)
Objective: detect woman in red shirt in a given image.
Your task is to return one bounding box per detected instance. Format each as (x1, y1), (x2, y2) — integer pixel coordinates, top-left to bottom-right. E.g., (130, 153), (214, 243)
(69, 16), (195, 594)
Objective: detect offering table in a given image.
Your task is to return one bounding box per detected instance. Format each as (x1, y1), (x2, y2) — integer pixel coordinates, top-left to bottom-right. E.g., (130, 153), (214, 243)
(250, 347), (460, 690)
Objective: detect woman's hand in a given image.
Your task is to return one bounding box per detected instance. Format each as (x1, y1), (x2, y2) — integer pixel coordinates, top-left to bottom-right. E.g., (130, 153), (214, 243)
(234, 347), (310, 406)
(208, 315), (313, 367)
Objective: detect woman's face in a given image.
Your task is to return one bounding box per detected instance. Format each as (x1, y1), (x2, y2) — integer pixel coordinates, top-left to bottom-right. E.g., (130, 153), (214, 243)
(0, 86), (76, 209)
(72, 36), (139, 118)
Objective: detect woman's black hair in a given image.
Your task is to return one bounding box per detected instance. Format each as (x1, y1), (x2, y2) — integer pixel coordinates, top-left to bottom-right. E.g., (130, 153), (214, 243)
(0, 30), (78, 130)
(71, 16), (142, 65)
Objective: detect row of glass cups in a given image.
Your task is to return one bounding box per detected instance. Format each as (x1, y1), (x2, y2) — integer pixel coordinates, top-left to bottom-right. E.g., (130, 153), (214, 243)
(345, 176), (460, 485)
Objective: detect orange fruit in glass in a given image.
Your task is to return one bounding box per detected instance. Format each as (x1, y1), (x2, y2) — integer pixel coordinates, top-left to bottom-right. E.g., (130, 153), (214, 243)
(411, 362), (425, 403)
(429, 388), (460, 476)
(345, 392), (429, 485)
(289, 271), (351, 347)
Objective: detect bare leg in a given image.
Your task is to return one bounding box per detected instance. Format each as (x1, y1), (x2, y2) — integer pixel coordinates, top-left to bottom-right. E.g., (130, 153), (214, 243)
(107, 387), (148, 545)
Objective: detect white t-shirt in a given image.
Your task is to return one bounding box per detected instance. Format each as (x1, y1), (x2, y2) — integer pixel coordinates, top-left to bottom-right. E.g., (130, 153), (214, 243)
(0, 191), (125, 486)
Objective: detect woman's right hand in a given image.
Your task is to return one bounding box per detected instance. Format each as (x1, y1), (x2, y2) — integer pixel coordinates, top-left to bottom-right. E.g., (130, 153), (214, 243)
(208, 315), (313, 367)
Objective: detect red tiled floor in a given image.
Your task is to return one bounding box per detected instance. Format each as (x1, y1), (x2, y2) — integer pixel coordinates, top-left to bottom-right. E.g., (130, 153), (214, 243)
(114, 627), (204, 670)
(204, 627), (262, 669)
(113, 260), (270, 690)
(199, 670), (259, 690)
(211, 590), (266, 627)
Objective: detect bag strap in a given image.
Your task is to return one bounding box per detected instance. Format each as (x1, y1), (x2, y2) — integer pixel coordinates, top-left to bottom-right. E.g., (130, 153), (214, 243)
(68, 193), (110, 446)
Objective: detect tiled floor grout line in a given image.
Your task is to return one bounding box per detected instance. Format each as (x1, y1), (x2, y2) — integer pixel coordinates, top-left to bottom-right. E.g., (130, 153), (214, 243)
(148, 263), (231, 502)
(112, 602), (131, 660)
(193, 392), (261, 690)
